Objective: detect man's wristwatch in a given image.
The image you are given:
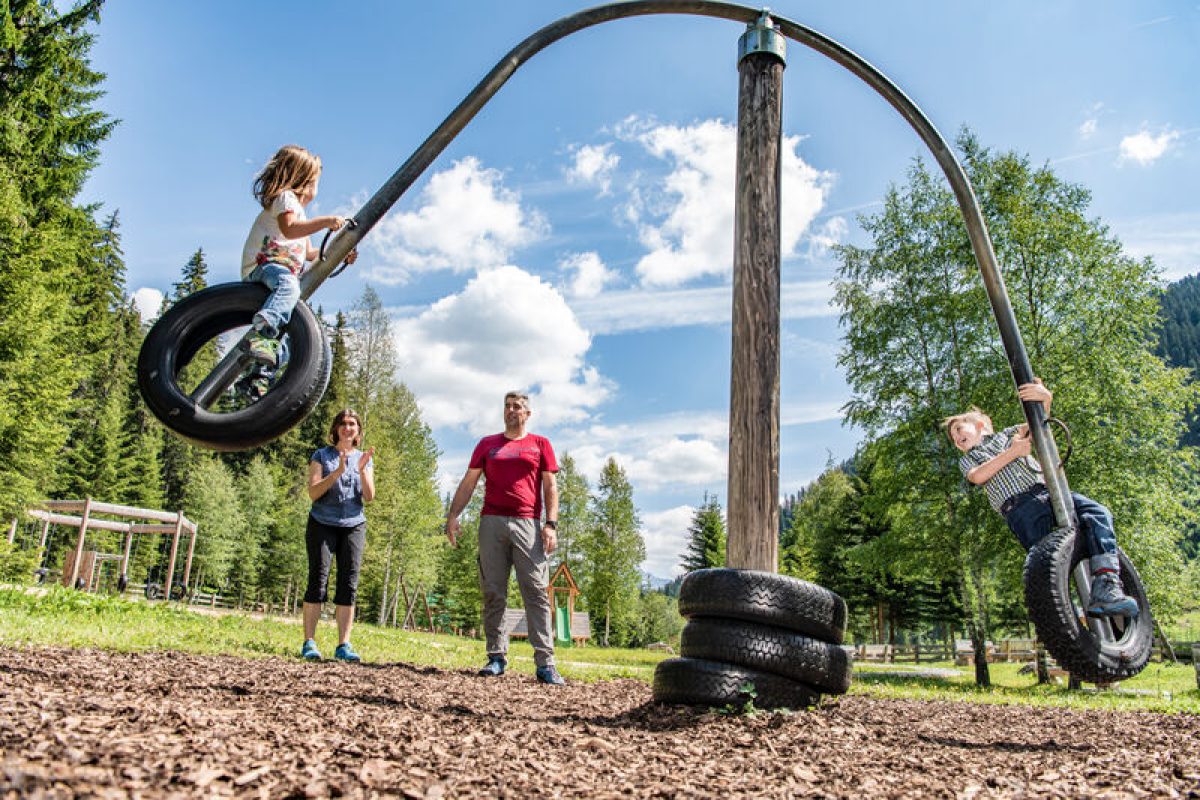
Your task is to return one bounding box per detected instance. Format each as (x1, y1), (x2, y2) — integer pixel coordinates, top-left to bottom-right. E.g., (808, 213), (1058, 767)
(544, 520), (558, 530)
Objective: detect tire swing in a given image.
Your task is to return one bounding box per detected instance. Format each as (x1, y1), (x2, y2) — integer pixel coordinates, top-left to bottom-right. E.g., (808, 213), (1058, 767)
(1024, 530), (1154, 684)
(137, 282), (331, 452)
(653, 569), (852, 709)
(1019, 419), (1154, 684)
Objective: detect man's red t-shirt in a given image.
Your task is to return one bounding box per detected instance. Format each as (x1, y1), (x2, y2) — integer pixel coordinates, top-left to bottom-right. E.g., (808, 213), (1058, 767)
(469, 433), (558, 519)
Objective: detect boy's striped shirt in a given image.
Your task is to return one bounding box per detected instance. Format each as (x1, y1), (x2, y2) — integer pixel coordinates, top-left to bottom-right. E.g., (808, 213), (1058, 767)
(958, 426), (1043, 512)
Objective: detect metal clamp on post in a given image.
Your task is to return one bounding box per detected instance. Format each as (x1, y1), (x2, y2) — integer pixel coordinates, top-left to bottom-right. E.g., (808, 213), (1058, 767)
(738, 10), (786, 66)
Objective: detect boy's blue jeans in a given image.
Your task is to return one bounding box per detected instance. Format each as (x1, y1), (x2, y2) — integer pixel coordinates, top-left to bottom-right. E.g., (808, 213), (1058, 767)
(1002, 487), (1120, 572)
(247, 262), (300, 338)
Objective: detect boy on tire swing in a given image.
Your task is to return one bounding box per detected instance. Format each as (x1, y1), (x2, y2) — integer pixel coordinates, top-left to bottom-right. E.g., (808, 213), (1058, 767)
(944, 379), (1137, 618)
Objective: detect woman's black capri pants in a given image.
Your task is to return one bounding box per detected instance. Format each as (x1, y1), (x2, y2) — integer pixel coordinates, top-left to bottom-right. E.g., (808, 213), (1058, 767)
(303, 516), (366, 606)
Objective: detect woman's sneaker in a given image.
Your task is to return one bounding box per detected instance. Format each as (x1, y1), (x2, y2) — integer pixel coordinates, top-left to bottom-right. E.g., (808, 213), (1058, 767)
(1086, 572), (1138, 618)
(334, 642), (362, 662)
(300, 639), (322, 660)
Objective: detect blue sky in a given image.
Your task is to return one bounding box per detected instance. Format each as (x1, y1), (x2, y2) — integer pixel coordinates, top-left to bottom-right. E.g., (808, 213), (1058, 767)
(81, 2), (1199, 578)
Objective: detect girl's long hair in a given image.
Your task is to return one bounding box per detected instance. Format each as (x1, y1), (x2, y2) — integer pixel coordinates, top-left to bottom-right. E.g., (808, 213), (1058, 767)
(253, 144), (321, 208)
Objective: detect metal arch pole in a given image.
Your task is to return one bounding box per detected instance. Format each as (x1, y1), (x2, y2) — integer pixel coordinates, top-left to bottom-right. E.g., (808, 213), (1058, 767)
(311, 0), (1074, 531)
(250, 0), (1074, 533)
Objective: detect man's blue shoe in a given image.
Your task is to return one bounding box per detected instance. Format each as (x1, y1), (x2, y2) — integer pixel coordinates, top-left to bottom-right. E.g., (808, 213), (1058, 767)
(334, 642), (362, 662)
(300, 639), (322, 660)
(1086, 572), (1139, 618)
(477, 656), (506, 677)
(536, 665), (566, 685)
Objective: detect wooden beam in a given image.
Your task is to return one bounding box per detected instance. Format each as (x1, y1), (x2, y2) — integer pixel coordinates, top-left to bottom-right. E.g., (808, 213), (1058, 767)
(28, 510), (132, 533)
(44, 499), (181, 524)
(727, 35), (785, 572)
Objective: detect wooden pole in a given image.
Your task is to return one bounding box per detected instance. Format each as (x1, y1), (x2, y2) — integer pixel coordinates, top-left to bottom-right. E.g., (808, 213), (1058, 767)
(164, 514), (184, 600)
(119, 530), (134, 580)
(181, 521), (197, 592)
(66, 497), (93, 589)
(6, 518), (15, 544)
(727, 16), (785, 572)
(37, 518), (50, 549)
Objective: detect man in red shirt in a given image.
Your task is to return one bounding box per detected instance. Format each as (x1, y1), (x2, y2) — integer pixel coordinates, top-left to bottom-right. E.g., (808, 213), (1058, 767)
(445, 391), (564, 685)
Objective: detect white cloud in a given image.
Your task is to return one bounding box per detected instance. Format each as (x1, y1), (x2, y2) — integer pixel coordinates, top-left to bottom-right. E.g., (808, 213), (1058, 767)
(565, 143), (619, 194)
(559, 251), (617, 298)
(559, 412), (728, 493)
(392, 265), (611, 432)
(568, 280), (836, 335)
(362, 157), (548, 284)
(1113, 211), (1200, 281)
(1078, 102), (1104, 140)
(1118, 127), (1180, 166)
(641, 505), (695, 579)
(132, 287), (164, 321)
(622, 118), (834, 287)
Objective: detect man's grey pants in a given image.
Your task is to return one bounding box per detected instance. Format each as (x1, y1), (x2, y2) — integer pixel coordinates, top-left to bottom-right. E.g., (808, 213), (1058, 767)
(478, 515), (554, 668)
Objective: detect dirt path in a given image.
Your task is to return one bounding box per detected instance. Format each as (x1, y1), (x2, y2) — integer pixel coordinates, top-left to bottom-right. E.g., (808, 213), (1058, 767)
(1, 647), (1197, 798)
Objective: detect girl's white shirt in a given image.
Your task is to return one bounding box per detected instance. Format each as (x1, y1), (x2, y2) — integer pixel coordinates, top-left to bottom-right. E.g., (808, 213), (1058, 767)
(240, 190), (308, 278)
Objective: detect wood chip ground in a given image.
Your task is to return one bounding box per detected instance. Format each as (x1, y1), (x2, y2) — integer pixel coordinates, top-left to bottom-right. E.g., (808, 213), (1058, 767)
(2, 648), (1198, 798)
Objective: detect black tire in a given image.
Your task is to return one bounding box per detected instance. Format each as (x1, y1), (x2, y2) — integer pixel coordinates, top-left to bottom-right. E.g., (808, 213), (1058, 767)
(680, 617), (852, 694)
(652, 657), (821, 710)
(145, 583), (163, 601)
(1024, 528), (1153, 683)
(678, 568), (846, 644)
(137, 282), (331, 451)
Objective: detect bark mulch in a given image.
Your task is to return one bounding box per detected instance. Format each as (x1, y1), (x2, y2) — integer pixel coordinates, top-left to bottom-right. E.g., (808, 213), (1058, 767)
(1, 647), (1198, 799)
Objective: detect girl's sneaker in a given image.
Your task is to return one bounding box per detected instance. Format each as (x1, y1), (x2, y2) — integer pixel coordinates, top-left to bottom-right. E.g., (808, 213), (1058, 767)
(334, 642), (362, 662)
(300, 639), (322, 660)
(240, 331), (279, 368)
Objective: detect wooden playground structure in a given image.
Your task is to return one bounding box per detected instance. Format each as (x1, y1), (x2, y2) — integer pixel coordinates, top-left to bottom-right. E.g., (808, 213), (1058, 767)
(15, 498), (198, 595)
(503, 562), (592, 646)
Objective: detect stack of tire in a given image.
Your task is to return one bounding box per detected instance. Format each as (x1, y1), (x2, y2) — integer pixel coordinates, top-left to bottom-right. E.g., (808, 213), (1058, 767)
(653, 568), (853, 709)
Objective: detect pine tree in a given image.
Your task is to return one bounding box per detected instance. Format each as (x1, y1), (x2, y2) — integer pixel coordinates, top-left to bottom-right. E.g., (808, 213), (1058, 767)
(581, 458), (646, 646)
(553, 454), (591, 575)
(680, 492), (726, 571)
(345, 286), (396, 431)
(231, 457), (277, 607)
(160, 249), (212, 508)
(0, 0), (113, 518)
(59, 212), (133, 500)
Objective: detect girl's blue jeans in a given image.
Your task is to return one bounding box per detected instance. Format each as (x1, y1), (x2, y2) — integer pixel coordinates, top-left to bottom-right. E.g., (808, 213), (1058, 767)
(247, 262), (300, 338)
(1002, 488), (1120, 572)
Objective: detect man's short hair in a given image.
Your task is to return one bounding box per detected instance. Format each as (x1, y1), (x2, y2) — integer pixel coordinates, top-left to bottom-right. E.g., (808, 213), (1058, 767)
(504, 390), (531, 409)
(942, 407), (994, 440)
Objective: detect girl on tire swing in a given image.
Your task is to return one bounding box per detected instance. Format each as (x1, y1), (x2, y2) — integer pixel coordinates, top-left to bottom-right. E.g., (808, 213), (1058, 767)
(238, 145), (357, 392)
(944, 378), (1137, 618)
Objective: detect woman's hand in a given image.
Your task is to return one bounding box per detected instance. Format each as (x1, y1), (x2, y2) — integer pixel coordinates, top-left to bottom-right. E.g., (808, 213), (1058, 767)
(359, 447), (375, 474)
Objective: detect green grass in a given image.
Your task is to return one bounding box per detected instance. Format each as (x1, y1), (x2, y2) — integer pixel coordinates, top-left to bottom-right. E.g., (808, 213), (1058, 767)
(852, 661), (1200, 713)
(3, 586), (1197, 712)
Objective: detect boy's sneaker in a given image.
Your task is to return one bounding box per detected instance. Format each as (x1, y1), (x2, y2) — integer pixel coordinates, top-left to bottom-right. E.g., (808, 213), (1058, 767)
(300, 639), (322, 660)
(334, 642), (362, 662)
(477, 656), (506, 677)
(1086, 572), (1139, 618)
(535, 665), (566, 685)
(240, 331), (279, 368)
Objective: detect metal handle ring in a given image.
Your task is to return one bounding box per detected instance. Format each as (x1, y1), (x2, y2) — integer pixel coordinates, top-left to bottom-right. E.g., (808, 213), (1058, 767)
(1044, 416), (1073, 469)
(319, 218), (359, 277)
